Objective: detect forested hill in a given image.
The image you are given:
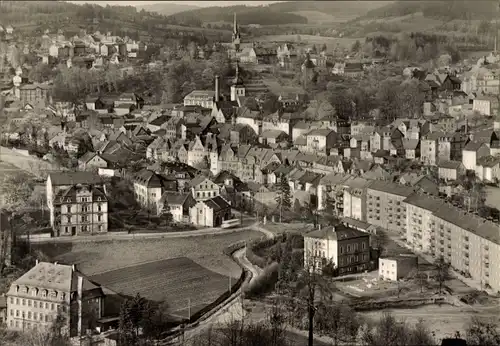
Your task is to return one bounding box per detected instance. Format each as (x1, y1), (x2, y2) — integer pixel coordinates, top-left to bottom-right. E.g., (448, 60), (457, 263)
(362, 0), (499, 21)
(166, 5), (308, 26)
(0, 1), (231, 41)
(166, 1), (390, 26)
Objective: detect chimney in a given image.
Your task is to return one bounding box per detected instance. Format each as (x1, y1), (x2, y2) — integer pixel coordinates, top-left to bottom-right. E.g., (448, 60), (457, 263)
(215, 75), (220, 102)
(77, 275), (83, 337)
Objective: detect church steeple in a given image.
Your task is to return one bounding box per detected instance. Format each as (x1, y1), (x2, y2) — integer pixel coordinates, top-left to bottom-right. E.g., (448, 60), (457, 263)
(232, 12), (241, 52)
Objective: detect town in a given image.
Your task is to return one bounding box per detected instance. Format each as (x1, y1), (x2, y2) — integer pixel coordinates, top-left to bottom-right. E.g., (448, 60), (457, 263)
(1, 1), (500, 346)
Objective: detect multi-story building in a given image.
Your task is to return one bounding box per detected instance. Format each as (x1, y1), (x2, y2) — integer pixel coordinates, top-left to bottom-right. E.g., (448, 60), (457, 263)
(420, 131), (445, 166)
(342, 177), (370, 222)
(366, 181), (416, 235)
(303, 223), (371, 275)
(46, 172), (108, 236)
(317, 173), (352, 212)
(403, 192), (445, 253)
(438, 132), (468, 162)
(134, 169), (177, 214)
(188, 176), (220, 201)
(18, 83), (52, 105)
(6, 261), (104, 335)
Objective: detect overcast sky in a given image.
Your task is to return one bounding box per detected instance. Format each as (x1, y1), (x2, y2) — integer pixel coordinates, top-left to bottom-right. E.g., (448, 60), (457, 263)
(68, 1), (283, 7)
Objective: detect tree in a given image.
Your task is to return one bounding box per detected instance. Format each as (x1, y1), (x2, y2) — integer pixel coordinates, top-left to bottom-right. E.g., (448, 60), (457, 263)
(316, 302), (359, 345)
(466, 317), (500, 346)
(162, 202), (173, 225)
(351, 40), (361, 53)
(119, 293), (152, 345)
(434, 256), (451, 294)
(28, 63), (57, 83)
(275, 175), (292, 223)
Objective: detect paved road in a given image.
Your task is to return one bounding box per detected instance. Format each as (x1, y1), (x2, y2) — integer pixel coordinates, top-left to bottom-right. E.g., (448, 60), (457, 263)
(28, 221), (259, 243)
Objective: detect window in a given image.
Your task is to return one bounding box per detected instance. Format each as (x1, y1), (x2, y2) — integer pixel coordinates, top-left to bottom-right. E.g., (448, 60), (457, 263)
(45, 302), (49, 309)
(22, 299), (25, 306)
(339, 246), (343, 254)
(40, 313), (43, 321)
(28, 300), (31, 307)
(98, 204), (102, 212)
(34, 301), (37, 308)
(16, 310), (19, 317)
(10, 309), (13, 316)
(45, 315), (49, 322)
(98, 215), (102, 221)
(347, 245), (351, 252)
(16, 298), (19, 305)
(28, 311), (32, 319)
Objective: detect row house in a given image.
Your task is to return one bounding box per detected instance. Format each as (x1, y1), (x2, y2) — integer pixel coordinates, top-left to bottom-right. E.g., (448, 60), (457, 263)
(261, 111), (302, 136)
(438, 132), (468, 162)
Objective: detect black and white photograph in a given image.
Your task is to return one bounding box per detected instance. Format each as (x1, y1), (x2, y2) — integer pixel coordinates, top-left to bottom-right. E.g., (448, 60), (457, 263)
(0, 0), (499, 345)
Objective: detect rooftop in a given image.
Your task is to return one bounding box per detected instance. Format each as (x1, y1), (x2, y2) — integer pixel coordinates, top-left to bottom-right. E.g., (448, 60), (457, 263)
(306, 223), (369, 241)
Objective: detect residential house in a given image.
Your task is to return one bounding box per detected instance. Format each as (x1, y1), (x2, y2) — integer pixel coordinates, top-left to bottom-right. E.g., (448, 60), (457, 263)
(189, 196), (231, 227)
(235, 107), (261, 135)
(462, 141), (490, 171)
(18, 83), (52, 106)
(476, 155), (500, 183)
(421, 131), (445, 166)
(402, 139), (420, 159)
(259, 130), (288, 146)
(158, 192), (195, 222)
(133, 169), (177, 214)
(6, 261), (104, 334)
(438, 160), (465, 181)
(438, 132), (468, 162)
(78, 152), (108, 171)
(261, 111), (301, 136)
(304, 129), (337, 155)
(473, 96), (498, 116)
(188, 176), (219, 201)
(303, 224), (372, 275)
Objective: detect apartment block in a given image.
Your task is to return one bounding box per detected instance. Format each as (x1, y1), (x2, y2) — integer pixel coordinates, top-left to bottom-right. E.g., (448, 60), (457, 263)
(366, 181), (416, 234)
(6, 261), (104, 335)
(343, 177), (370, 222)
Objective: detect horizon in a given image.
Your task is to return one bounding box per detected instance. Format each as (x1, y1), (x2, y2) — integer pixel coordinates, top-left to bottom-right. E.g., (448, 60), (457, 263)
(67, 1), (284, 8)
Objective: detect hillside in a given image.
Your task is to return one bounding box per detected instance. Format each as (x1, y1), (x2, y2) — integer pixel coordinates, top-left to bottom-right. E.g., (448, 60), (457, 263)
(362, 0), (498, 21)
(166, 1), (391, 26)
(0, 1), (231, 42)
(135, 3), (200, 17)
(167, 5), (308, 26)
(339, 0), (499, 49)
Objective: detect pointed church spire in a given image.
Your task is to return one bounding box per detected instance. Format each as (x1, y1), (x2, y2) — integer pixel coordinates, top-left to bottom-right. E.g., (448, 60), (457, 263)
(233, 12), (237, 34)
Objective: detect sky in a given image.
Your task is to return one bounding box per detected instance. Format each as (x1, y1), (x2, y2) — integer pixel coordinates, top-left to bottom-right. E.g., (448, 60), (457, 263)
(68, 1), (283, 7)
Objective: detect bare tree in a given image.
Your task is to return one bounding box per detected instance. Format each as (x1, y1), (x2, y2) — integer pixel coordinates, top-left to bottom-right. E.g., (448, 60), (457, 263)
(434, 256), (451, 294)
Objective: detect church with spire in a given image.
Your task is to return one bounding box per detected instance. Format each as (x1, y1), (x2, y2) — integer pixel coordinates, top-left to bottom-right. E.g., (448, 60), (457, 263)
(232, 13), (241, 52)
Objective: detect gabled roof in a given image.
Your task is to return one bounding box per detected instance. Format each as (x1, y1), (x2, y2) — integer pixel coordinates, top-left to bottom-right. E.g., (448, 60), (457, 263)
(201, 196), (231, 211)
(464, 141), (487, 152)
(438, 160), (463, 170)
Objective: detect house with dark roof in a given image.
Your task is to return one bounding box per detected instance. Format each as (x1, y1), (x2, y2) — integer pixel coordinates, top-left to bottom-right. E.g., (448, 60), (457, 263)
(78, 151), (108, 171)
(133, 169), (177, 214)
(462, 141), (490, 170)
(304, 223), (372, 275)
(438, 160), (465, 181)
(188, 175), (220, 201)
(158, 192), (195, 222)
(46, 172), (104, 210)
(189, 195), (232, 227)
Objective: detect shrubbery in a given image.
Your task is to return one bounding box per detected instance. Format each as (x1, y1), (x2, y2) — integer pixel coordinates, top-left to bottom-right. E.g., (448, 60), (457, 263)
(243, 262), (280, 299)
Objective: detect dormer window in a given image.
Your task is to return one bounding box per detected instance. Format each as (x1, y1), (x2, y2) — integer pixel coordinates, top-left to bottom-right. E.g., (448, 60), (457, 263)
(31, 288), (38, 296)
(41, 290), (47, 298)
(51, 291), (57, 299)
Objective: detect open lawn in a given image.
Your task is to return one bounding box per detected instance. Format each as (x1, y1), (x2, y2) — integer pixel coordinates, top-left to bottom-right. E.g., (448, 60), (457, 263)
(253, 34), (357, 51)
(34, 229), (263, 278)
(91, 257), (231, 318)
(261, 222), (313, 235)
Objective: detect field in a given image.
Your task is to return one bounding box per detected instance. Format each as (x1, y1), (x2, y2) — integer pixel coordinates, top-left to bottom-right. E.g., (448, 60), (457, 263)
(34, 230), (263, 316)
(253, 34), (357, 51)
(91, 257), (231, 317)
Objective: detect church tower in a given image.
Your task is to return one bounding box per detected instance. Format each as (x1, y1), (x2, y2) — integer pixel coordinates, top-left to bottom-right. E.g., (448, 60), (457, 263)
(232, 13), (241, 52)
(230, 62), (245, 102)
